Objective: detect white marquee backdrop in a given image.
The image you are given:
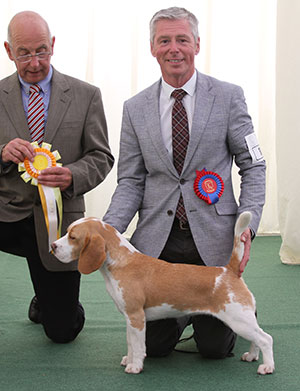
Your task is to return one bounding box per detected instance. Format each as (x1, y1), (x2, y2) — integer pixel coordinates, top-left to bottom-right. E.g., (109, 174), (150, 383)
(1, 0), (279, 239)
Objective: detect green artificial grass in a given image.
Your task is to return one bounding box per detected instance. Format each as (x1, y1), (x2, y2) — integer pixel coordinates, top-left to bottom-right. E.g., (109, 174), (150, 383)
(0, 236), (299, 391)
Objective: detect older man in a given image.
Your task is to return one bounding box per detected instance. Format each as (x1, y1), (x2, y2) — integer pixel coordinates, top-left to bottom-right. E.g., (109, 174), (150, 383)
(0, 11), (114, 343)
(104, 7), (265, 359)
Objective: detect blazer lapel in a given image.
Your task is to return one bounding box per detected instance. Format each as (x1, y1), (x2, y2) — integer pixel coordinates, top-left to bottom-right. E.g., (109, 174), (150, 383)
(2, 73), (31, 141)
(183, 72), (215, 173)
(144, 80), (178, 176)
(44, 69), (71, 143)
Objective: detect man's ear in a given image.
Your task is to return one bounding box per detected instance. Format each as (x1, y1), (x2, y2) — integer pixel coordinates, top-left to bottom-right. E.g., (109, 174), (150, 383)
(150, 40), (156, 57)
(50, 36), (55, 55)
(4, 41), (14, 61)
(195, 37), (200, 55)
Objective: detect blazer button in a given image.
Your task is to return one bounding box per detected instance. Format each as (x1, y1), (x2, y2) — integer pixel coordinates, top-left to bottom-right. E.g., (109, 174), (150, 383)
(167, 210), (173, 216)
(180, 179), (185, 185)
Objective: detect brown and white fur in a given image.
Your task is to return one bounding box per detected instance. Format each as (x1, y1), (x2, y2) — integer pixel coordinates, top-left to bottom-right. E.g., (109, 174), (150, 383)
(51, 212), (274, 375)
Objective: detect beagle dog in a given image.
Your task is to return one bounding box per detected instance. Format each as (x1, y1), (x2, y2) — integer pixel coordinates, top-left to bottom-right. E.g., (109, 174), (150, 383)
(51, 212), (274, 375)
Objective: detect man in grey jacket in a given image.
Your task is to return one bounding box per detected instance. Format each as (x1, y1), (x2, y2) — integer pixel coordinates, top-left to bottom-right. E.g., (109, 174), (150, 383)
(104, 7), (265, 359)
(0, 11), (114, 343)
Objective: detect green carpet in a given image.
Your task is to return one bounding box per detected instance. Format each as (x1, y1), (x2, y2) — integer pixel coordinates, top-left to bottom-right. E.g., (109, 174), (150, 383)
(0, 236), (299, 391)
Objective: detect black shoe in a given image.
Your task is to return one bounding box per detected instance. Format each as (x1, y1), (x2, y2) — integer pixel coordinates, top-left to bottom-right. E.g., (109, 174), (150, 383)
(28, 296), (42, 324)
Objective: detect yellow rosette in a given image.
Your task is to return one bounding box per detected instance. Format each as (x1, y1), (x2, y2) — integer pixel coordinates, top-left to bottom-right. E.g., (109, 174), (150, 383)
(18, 142), (63, 252)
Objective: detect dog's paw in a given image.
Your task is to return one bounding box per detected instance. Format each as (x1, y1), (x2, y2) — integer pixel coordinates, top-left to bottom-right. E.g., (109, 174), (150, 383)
(120, 356), (128, 366)
(125, 363), (143, 374)
(257, 363), (274, 375)
(241, 351), (259, 362)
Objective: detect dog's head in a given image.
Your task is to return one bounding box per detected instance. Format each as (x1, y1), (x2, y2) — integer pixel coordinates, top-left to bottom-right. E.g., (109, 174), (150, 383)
(52, 218), (106, 274)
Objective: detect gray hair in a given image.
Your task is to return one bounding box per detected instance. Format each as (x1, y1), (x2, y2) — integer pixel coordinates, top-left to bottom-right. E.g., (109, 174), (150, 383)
(150, 7), (199, 44)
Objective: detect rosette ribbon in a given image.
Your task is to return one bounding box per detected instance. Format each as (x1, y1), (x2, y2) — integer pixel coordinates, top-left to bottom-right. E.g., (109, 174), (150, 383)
(193, 168), (224, 205)
(18, 142), (63, 251)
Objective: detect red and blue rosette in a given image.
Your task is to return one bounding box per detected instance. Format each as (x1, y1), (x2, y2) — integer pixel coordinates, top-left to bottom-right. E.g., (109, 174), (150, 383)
(193, 168), (224, 205)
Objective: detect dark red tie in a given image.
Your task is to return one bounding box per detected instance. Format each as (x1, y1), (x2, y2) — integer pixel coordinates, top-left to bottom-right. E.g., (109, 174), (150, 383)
(172, 89), (189, 224)
(28, 84), (45, 146)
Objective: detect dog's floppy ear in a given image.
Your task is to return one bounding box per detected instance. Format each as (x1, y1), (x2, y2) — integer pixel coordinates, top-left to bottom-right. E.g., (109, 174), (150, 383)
(78, 233), (106, 274)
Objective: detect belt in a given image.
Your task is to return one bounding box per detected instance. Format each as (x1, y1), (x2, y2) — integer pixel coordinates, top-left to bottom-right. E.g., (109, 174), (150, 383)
(174, 218), (190, 231)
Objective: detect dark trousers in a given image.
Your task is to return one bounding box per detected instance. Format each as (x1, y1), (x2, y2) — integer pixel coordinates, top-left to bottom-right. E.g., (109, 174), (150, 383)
(146, 218), (236, 358)
(0, 216), (84, 343)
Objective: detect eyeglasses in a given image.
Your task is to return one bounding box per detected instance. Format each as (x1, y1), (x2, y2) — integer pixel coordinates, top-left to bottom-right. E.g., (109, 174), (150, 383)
(15, 52), (52, 63)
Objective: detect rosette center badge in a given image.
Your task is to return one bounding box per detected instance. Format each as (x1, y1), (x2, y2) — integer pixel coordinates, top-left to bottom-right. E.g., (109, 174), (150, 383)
(194, 168), (224, 205)
(19, 142), (61, 184)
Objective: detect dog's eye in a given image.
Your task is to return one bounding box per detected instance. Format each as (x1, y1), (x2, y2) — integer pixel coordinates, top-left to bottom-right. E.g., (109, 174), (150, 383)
(69, 235), (76, 241)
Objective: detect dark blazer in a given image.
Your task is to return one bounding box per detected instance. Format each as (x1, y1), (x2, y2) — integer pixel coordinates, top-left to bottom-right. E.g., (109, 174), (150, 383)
(104, 71), (266, 266)
(0, 68), (114, 270)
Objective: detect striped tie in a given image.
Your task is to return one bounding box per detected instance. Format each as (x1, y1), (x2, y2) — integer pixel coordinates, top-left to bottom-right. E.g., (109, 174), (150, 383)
(172, 89), (189, 224)
(28, 84), (45, 146)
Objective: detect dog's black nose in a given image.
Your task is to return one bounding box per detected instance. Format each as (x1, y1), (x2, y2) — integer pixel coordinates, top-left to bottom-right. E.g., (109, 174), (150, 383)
(51, 242), (57, 252)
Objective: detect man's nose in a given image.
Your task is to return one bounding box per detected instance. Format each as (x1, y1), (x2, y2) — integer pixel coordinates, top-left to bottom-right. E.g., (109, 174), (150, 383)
(29, 55), (40, 66)
(169, 40), (179, 52)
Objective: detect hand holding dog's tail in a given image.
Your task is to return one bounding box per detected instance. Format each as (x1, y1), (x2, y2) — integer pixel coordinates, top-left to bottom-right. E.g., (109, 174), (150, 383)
(227, 212), (252, 277)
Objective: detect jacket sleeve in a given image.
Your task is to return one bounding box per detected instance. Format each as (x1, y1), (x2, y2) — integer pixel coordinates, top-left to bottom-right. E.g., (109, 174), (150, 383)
(227, 85), (266, 234)
(103, 101), (146, 233)
(62, 87), (114, 199)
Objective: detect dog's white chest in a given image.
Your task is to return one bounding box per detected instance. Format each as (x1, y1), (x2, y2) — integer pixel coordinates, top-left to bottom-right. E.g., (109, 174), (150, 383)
(101, 266), (126, 314)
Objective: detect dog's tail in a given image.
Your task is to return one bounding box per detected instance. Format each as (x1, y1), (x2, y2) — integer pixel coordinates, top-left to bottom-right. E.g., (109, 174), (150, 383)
(226, 211), (252, 276)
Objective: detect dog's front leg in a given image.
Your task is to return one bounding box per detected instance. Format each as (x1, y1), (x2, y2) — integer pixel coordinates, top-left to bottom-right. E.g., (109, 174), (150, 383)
(121, 313), (146, 374)
(120, 325), (133, 368)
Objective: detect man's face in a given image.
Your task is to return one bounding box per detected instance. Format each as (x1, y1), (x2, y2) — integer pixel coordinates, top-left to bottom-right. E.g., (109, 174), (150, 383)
(151, 18), (200, 87)
(5, 20), (54, 84)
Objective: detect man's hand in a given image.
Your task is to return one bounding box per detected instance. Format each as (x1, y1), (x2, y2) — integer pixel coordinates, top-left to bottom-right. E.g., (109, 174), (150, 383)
(38, 166), (73, 192)
(1, 138), (35, 164)
(239, 227), (252, 277)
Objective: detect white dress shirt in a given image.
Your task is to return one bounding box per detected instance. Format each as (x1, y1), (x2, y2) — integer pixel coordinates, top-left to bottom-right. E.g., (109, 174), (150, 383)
(159, 71), (197, 156)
